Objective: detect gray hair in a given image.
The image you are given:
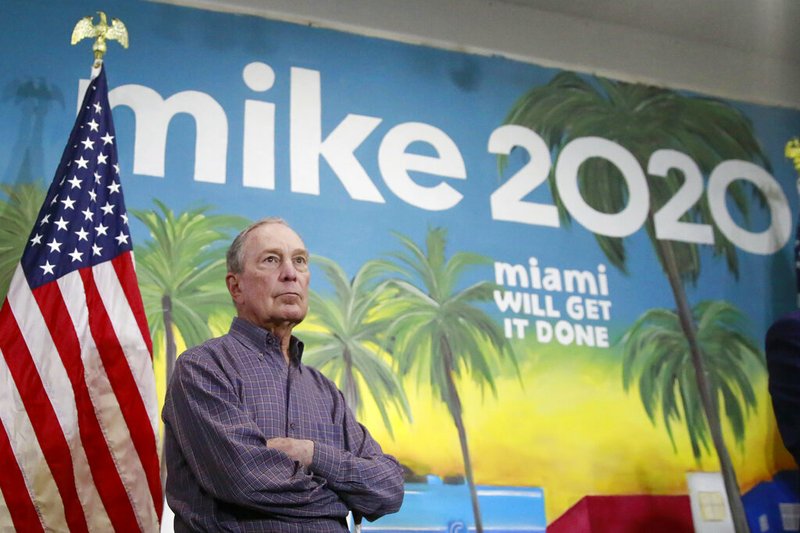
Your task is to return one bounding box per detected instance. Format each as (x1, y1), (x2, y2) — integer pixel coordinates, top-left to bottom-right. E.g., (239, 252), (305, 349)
(226, 217), (289, 273)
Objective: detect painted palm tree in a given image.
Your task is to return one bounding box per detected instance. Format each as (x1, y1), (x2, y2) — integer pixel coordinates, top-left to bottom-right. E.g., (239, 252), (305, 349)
(622, 301), (764, 457)
(133, 200), (246, 385)
(300, 256), (411, 436)
(376, 228), (517, 533)
(2, 78), (64, 183)
(503, 71), (770, 532)
(0, 181), (46, 301)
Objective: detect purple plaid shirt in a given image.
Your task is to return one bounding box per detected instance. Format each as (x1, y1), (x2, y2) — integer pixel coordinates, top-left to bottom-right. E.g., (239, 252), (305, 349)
(162, 317), (404, 532)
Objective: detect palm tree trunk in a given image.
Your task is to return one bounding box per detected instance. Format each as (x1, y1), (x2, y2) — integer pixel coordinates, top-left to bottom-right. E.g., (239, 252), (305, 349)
(343, 347), (359, 411)
(163, 294), (176, 384)
(161, 294), (176, 490)
(656, 240), (750, 533)
(441, 338), (483, 533)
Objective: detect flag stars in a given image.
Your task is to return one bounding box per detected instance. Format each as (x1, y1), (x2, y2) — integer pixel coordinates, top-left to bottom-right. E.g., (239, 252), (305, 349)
(46, 238), (62, 253)
(40, 261), (56, 276)
(22, 75), (133, 283)
(21, 74), (134, 286)
(54, 217), (69, 231)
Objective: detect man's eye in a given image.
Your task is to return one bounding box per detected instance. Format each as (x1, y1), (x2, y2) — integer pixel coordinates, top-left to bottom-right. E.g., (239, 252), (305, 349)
(264, 255), (279, 263)
(294, 256), (307, 265)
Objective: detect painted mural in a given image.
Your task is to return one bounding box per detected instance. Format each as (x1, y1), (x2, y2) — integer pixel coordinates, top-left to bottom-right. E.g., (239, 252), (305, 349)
(1, 0), (799, 530)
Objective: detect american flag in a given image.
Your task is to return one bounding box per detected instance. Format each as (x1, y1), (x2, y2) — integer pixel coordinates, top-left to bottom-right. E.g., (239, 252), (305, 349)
(0, 67), (162, 531)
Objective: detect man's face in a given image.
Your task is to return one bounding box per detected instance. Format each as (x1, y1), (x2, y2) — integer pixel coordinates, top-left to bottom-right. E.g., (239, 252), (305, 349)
(227, 223), (310, 332)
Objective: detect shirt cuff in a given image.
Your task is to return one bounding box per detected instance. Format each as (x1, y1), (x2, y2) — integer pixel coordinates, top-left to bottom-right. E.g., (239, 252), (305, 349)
(311, 441), (343, 482)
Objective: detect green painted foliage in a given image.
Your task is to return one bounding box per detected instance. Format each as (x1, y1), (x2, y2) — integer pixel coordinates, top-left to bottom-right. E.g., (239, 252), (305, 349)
(132, 200), (247, 373)
(302, 256), (411, 437)
(0, 182), (47, 301)
(374, 227), (518, 532)
(375, 228), (518, 415)
(622, 301), (764, 459)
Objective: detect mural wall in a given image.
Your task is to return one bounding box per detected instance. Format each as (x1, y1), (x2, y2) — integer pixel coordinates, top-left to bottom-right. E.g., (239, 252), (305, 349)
(2, 0), (799, 530)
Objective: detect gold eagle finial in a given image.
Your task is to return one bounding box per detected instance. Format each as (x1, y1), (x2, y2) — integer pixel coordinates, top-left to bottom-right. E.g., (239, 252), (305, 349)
(71, 12), (129, 67)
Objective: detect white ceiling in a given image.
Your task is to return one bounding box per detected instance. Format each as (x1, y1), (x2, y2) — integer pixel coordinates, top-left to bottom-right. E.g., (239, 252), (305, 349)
(510, 0), (800, 64)
(153, 0), (800, 108)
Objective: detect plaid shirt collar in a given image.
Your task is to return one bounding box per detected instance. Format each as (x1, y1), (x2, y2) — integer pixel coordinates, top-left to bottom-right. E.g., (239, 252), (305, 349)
(229, 316), (305, 366)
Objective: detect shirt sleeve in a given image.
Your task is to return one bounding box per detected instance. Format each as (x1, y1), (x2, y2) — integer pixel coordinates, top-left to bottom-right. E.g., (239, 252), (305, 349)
(163, 350), (339, 515)
(309, 389), (405, 522)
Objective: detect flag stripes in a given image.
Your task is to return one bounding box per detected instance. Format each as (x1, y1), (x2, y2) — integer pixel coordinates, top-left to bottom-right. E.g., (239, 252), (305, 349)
(113, 253), (153, 356)
(0, 384), (45, 532)
(32, 276), (136, 531)
(1, 258), (160, 530)
(0, 299), (90, 532)
(81, 257), (161, 518)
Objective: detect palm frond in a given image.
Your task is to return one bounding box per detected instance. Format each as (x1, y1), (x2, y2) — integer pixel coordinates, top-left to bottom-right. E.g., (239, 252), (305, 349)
(622, 300), (765, 459)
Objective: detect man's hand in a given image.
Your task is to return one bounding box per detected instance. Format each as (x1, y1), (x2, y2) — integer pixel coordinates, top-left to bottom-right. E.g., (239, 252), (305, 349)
(267, 437), (314, 467)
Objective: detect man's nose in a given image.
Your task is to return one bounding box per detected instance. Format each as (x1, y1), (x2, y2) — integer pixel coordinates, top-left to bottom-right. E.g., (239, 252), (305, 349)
(278, 259), (298, 280)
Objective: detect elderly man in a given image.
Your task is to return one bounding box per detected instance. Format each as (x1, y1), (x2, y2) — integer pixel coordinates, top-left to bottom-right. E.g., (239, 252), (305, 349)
(162, 218), (404, 532)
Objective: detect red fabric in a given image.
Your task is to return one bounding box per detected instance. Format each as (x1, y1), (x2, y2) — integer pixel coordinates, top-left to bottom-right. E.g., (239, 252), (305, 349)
(548, 494), (694, 533)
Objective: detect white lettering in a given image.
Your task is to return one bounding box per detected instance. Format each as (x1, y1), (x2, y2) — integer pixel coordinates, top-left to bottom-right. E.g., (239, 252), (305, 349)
(92, 81), (228, 183)
(290, 67), (384, 202)
(379, 122), (466, 211)
(555, 136), (649, 238)
(242, 62), (276, 189)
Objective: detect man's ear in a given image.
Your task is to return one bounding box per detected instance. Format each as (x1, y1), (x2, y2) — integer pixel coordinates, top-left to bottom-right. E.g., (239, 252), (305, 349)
(226, 272), (240, 302)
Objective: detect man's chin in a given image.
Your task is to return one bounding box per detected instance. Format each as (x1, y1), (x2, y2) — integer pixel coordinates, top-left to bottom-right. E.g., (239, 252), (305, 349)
(279, 306), (308, 323)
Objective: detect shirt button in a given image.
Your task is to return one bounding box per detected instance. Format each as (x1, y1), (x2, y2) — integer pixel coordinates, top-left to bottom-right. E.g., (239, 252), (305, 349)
(289, 423), (296, 429)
